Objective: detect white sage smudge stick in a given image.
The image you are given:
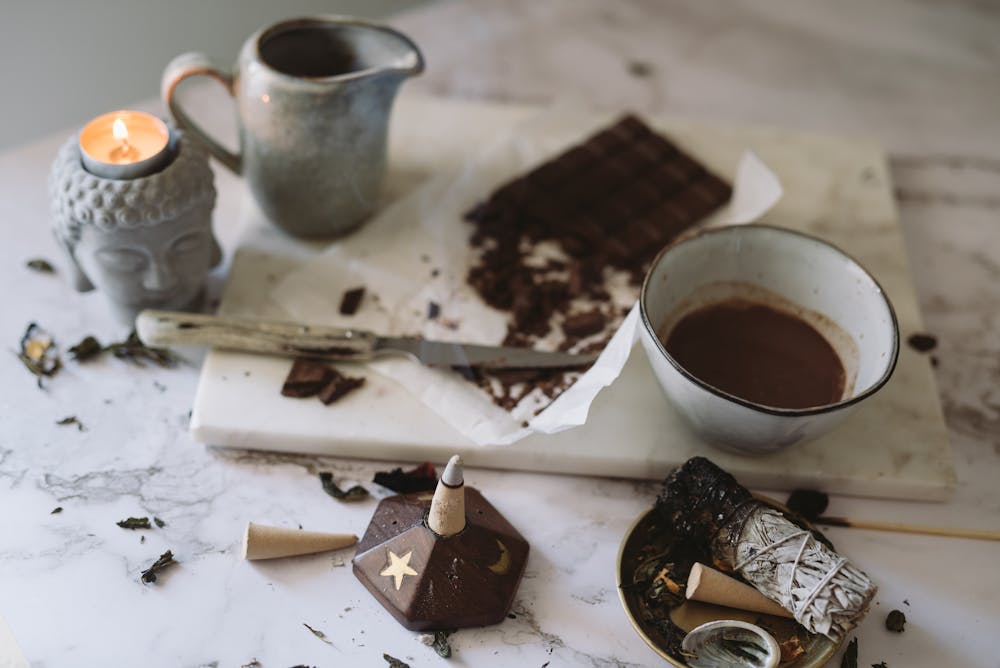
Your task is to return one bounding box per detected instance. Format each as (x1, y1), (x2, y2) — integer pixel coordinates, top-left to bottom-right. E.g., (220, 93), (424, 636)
(713, 507), (876, 640)
(657, 457), (876, 642)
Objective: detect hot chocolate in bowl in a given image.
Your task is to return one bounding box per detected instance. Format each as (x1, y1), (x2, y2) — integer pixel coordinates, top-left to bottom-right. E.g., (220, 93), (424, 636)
(638, 224), (899, 455)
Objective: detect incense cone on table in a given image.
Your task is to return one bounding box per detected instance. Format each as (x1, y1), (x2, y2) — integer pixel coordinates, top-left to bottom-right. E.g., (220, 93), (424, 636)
(353, 454), (529, 631)
(242, 522), (358, 560)
(686, 562), (793, 618)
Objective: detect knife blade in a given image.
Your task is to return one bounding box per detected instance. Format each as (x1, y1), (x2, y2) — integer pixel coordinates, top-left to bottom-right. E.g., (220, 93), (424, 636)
(135, 310), (598, 370)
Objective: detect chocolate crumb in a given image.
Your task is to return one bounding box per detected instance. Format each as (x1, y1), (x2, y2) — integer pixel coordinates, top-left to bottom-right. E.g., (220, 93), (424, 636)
(872, 662), (888, 668)
(885, 609), (906, 633)
(907, 333), (937, 353)
(431, 268), (440, 278)
(427, 301), (441, 320)
(903, 599), (909, 606)
(339, 286), (366, 315)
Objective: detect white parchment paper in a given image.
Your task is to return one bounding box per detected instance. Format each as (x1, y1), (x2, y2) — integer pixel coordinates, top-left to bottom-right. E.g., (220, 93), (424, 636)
(272, 111), (782, 445)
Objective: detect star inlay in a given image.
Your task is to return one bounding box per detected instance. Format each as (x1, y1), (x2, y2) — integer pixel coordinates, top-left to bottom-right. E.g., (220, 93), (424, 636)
(380, 549), (418, 590)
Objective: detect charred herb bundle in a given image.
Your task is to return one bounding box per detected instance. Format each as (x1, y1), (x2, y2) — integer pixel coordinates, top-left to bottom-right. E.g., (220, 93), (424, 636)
(657, 457), (876, 641)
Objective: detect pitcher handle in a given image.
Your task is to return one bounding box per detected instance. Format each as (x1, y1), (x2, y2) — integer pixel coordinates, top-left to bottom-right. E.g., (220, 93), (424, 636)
(161, 52), (242, 173)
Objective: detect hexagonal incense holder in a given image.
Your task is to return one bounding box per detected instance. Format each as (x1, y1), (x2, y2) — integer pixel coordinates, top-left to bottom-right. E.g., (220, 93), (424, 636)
(353, 456), (529, 631)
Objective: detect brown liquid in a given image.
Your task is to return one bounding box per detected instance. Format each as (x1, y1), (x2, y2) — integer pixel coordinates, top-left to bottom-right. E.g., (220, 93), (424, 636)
(663, 299), (845, 409)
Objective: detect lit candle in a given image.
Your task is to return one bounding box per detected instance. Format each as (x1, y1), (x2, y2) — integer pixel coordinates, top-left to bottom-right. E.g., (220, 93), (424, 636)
(79, 110), (174, 179)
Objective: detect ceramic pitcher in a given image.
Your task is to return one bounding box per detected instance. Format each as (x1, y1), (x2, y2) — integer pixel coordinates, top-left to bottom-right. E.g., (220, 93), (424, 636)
(162, 16), (424, 238)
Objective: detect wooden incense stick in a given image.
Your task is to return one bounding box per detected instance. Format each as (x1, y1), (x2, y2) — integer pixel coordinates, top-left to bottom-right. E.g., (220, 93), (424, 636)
(816, 516), (1000, 542)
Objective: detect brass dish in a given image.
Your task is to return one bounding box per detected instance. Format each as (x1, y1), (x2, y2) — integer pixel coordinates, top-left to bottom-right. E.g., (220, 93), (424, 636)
(616, 497), (840, 667)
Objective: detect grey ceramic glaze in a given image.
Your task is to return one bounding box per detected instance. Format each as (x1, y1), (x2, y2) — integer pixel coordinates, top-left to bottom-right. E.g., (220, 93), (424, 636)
(49, 131), (219, 326)
(161, 16), (424, 239)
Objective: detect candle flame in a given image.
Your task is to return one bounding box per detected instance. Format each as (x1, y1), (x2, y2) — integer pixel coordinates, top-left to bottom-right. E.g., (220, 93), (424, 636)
(113, 118), (129, 142)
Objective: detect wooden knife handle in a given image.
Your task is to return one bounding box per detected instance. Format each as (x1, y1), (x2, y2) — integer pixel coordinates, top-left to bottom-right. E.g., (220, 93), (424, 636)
(135, 310), (378, 360)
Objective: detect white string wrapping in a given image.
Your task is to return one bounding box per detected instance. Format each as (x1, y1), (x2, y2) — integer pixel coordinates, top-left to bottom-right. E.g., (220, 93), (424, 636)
(715, 508), (876, 641)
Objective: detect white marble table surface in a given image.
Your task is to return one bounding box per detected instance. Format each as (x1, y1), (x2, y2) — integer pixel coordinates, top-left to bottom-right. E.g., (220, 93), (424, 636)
(1, 1), (998, 666)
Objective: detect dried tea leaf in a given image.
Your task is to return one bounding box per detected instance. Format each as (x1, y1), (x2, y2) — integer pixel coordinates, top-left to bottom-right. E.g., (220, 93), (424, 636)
(841, 637), (858, 668)
(69, 335), (103, 362)
(17, 323), (61, 387)
(140, 550), (177, 583)
(432, 630), (453, 659)
(885, 609), (906, 633)
(303, 623), (333, 645)
(383, 654), (410, 668)
(319, 472), (369, 502)
(373, 462), (438, 494)
(26, 258), (55, 273)
(56, 415), (85, 431)
(154, 516), (166, 528)
(106, 330), (178, 367)
(240, 660), (262, 668)
(117, 516), (152, 530)
(51, 507), (63, 514)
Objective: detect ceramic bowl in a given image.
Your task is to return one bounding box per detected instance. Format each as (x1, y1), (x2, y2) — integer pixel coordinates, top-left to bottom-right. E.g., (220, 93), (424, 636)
(638, 224), (898, 455)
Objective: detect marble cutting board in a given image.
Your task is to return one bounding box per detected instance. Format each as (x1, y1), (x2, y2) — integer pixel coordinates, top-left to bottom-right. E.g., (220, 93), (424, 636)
(189, 94), (954, 501)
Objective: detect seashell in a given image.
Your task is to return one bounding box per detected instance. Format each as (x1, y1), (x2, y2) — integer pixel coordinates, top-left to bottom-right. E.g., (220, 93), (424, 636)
(680, 620), (780, 668)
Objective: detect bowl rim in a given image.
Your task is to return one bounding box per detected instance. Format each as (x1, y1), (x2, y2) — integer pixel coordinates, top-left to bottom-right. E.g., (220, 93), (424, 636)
(638, 223), (900, 417)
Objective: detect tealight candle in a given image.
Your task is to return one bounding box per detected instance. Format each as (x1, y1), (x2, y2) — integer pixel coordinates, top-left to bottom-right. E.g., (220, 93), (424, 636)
(78, 110), (174, 179)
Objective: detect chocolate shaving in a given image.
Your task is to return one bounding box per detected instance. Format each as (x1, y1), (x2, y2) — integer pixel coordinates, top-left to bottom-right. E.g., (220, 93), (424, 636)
(427, 301), (441, 320)
(373, 462), (438, 493)
(339, 286), (366, 315)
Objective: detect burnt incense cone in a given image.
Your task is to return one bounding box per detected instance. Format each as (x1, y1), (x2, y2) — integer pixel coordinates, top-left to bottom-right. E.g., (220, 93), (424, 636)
(686, 562), (793, 618)
(242, 522), (358, 560)
(428, 455), (466, 537)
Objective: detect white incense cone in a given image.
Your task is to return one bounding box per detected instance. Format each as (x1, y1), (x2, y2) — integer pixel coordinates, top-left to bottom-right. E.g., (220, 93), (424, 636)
(686, 562), (793, 618)
(428, 455), (466, 537)
(242, 522), (358, 560)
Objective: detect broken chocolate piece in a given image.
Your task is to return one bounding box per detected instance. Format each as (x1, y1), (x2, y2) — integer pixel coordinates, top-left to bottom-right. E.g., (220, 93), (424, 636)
(339, 286), (365, 315)
(318, 369), (365, 405)
(373, 461), (438, 494)
(427, 301), (441, 320)
(281, 358), (333, 398)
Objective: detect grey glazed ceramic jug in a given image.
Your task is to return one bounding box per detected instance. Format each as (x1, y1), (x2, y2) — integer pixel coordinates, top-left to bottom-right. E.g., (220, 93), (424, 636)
(162, 16), (424, 238)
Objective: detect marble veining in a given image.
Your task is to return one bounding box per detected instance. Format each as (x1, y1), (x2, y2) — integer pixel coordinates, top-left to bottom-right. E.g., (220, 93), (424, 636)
(0, 1), (998, 666)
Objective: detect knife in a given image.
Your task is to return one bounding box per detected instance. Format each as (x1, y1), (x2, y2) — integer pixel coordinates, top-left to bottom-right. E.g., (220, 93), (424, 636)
(135, 310), (599, 369)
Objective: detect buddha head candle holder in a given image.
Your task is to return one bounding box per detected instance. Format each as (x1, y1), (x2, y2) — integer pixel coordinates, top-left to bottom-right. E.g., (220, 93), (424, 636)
(49, 111), (219, 325)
